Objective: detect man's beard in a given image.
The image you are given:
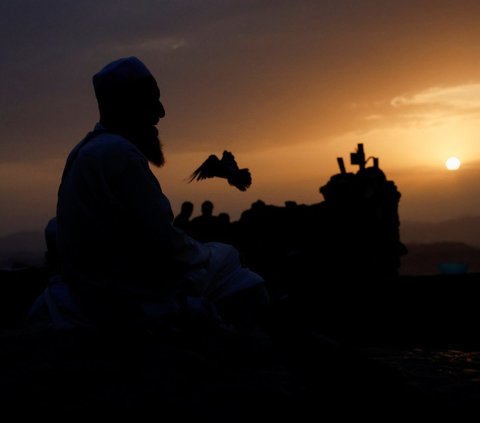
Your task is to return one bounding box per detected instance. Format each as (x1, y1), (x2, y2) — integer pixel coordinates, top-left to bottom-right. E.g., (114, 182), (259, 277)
(127, 126), (165, 167)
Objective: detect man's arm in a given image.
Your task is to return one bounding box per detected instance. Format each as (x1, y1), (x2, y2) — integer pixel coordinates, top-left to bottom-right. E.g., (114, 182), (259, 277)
(112, 147), (211, 272)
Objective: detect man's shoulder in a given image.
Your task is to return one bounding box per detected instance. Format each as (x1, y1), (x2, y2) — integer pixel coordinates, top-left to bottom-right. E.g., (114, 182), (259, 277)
(79, 130), (142, 159)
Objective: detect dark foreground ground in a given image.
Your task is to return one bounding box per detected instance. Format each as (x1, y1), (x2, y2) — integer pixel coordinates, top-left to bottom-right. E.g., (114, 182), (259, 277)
(0, 266), (479, 419)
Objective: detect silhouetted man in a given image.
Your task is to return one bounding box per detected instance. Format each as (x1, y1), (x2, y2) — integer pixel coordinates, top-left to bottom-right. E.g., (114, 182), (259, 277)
(173, 201), (194, 232)
(189, 200), (219, 242)
(29, 57), (268, 331)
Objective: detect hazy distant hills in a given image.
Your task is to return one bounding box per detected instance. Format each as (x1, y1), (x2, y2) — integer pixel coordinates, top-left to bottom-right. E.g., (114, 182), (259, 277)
(0, 231), (45, 268)
(399, 216), (480, 275)
(1, 215), (480, 273)
(401, 216), (480, 247)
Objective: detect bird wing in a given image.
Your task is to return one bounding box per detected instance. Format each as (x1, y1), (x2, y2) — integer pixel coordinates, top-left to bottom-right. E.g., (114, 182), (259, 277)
(188, 154), (221, 182)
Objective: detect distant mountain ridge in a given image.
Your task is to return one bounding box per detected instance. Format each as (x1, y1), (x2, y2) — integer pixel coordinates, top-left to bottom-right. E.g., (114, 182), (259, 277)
(1, 214), (480, 272)
(401, 215), (480, 247)
(0, 231), (45, 252)
(0, 231), (45, 268)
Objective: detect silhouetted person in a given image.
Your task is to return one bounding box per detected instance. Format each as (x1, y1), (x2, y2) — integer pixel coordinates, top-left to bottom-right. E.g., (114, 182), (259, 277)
(173, 201), (194, 233)
(218, 212), (230, 223)
(189, 200), (220, 242)
(28, 57), (269, 333)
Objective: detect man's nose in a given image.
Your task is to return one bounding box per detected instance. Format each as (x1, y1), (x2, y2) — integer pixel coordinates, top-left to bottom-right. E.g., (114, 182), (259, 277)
(157, 100), (165, 119)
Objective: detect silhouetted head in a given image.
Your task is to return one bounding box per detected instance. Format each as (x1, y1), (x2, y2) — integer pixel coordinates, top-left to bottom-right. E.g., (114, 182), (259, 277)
(251, 200), (266, 210)
(93, 56), (165, 126)
(92, 57), (166, 166)
(285, 200), (297, 208)
(218, 212), (230, 224)
(201, 200), (214, 216)
(180, 201), (194, 217)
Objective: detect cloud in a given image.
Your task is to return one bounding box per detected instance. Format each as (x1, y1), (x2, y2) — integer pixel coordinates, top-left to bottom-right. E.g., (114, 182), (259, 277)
(390, 84), (480, 132)
(391, 84), (480, 109)
(352, 83), (480, 134)
(96, 36), (188, 57)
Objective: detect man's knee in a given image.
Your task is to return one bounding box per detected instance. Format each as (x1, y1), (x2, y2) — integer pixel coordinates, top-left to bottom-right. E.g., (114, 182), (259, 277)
(215, 283), (270, 328)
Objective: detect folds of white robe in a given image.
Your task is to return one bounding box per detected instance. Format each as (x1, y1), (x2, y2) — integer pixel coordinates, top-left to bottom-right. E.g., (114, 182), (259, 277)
(29, 242), (264, 329)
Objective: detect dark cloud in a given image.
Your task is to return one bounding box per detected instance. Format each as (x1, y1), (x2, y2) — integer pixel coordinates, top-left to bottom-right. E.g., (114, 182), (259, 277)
(2, 1), (480, 162)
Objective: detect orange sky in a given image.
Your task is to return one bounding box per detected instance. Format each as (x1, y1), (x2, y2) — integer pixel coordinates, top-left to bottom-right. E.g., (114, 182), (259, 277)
(2, 1), (480, 236)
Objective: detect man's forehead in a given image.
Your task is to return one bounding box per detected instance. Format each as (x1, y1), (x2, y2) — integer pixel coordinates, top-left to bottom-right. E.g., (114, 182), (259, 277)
(96, 56), (152, 80)
(93, 56), (158, 98)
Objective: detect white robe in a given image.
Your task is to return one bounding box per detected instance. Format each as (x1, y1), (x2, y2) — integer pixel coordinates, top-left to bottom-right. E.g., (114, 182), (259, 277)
(29, 124), (263, 329)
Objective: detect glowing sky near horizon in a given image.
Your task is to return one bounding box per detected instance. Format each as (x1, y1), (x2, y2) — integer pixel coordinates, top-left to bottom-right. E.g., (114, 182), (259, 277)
(2, 0), (480, 235)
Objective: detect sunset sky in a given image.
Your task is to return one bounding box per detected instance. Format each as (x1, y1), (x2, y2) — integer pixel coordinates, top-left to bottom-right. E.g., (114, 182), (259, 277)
(2, 0), (480, 236)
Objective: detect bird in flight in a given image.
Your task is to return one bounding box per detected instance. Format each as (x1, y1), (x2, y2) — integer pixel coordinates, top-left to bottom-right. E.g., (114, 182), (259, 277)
(188, 151), (252, 191)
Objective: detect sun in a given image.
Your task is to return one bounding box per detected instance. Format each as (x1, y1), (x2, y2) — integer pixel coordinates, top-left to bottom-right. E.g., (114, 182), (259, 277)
(445, 156), (461, 171)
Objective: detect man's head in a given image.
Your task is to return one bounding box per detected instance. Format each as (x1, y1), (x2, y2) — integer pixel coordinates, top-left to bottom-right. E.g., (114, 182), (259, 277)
(180, 201), (194, 217)
(93, 57), (166, 166)
(201, 200), (214, 216)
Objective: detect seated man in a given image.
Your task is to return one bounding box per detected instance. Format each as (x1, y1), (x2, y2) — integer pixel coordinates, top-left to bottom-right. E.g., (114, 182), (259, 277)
(28, 57), (268, 333)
